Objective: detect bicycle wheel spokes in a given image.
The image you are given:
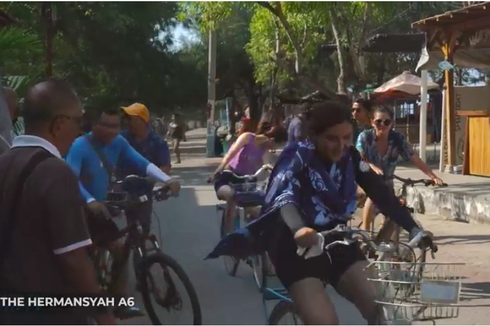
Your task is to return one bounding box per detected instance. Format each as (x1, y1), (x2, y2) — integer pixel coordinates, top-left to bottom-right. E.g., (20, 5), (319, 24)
(140, 253), (201, 325)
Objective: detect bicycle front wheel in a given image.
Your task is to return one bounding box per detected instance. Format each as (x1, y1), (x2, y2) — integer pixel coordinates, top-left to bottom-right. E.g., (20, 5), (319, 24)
(139, 252), (202, 325)
(269, 300), (303, 325)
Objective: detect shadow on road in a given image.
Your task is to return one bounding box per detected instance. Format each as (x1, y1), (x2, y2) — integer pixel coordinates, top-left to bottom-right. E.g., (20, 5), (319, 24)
(461, 282), (490, 301)
(434, 234), (490, 246)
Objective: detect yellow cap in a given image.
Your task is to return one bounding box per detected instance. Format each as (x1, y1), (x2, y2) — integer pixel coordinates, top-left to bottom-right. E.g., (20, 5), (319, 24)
(120, 103), (149, 123)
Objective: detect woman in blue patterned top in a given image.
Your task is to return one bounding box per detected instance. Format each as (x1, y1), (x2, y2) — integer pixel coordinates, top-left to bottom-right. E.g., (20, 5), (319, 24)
(356, 106), (443, 234)
(207, 102), (434, 324)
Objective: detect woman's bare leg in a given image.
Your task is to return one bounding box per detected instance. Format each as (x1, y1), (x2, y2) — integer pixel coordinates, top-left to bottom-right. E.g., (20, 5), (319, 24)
(288, 278), (339, 324)
(217, 185), (237, 234)
(335, 260), (383, 324)
(361, 198), (376, 232)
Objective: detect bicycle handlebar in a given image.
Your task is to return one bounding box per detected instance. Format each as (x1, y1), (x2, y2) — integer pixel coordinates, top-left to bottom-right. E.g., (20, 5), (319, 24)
(297, 224), (434, 259)
(208, 164), (274, 183)
(391, 174), (448, 187)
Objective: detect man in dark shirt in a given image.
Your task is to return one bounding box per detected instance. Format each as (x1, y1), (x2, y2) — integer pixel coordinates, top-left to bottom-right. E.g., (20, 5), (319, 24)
(120, 102), (171, 235)
(0, 79), (115, 324)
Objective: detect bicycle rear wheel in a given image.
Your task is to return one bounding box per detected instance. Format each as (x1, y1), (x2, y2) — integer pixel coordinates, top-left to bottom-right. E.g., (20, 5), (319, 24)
(220, 208), (240, 276)
(139, 252), (202, 325)
(269, 300), (303, 325)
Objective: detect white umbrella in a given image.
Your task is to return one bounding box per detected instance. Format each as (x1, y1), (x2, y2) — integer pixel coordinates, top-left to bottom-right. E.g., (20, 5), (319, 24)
(374, 71), (439, 95)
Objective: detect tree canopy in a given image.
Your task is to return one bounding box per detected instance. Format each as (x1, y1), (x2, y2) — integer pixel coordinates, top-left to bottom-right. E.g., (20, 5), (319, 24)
(1, 1), (486, 120)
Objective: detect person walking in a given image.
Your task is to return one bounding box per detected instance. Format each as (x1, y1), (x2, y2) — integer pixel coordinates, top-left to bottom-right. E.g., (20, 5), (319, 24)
(168, 113), (186, 164)
(0, 79), (115, 324)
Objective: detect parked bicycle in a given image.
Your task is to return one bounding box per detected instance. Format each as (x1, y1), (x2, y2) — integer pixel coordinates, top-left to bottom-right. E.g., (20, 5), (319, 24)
(265, 225), (441, 325)
(212, 164), (275, 289)
(90, 175), (202, 325)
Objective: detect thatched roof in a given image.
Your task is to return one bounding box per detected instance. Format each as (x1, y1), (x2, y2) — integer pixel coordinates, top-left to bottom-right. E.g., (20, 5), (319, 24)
(275, 90), (332, 105)
(362, 33), (426, 53)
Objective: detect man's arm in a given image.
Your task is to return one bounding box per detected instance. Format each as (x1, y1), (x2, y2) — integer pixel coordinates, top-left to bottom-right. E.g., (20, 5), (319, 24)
(65, 138), (96, 203)
(119, 136), (171, 183)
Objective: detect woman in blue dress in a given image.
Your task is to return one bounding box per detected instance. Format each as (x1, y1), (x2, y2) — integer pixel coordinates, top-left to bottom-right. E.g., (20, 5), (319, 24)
(208, 101), (434, 324)
(356, 106), (443, 238)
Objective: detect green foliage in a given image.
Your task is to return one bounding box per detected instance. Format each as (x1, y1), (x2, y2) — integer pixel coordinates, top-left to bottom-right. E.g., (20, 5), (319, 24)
(0, 2), (208, 117)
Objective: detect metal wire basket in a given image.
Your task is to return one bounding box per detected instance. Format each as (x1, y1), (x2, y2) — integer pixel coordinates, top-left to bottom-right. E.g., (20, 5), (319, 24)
(368, 262), (464, 324)
(230, 180), (268, 194)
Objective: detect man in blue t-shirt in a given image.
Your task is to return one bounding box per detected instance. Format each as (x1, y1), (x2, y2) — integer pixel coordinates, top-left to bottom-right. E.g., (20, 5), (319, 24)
(65, 108), (179, 318)
(119, 103), (171, 235)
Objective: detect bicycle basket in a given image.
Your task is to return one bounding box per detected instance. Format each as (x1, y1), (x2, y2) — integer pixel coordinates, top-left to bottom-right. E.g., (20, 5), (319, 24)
(230, 181), (267, 194)
(368, 262), (464, 323)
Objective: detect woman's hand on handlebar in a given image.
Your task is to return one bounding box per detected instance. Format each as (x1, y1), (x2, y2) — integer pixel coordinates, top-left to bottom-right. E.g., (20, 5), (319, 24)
(294, 227), (319, 248)
(431, 176), (444, 186)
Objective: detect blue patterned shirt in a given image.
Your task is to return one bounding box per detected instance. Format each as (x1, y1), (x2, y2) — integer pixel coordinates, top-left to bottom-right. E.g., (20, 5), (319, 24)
(356, 129), (414, 177)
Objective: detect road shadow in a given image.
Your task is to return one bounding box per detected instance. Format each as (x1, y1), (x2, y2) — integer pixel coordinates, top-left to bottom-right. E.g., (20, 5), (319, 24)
(461, 282), (490, 301)
(434, 234), (490, 246)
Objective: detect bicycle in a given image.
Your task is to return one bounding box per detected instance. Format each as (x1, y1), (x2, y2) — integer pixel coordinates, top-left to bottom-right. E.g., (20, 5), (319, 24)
(264, 225), (437, 325)
(90, 175), (202, 325)
(360, 175), (446, 261)
(212, 164), (275, 290)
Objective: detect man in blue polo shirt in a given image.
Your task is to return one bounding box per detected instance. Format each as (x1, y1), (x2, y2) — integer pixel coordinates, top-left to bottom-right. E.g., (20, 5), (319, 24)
(65, 108), (179, 319)
(119, 103), (171, 235)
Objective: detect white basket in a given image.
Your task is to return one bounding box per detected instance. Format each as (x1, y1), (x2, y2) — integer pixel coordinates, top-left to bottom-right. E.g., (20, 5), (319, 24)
(368, 262), (464, 323)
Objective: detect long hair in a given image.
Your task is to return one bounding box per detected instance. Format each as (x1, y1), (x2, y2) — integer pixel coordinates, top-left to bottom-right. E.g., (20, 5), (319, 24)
(238, 117), (257, 136)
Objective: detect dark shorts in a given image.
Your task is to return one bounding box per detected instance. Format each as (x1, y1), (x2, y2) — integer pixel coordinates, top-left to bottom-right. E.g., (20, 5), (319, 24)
(267, 224), (366, 290)
(213, 170), (245, 194)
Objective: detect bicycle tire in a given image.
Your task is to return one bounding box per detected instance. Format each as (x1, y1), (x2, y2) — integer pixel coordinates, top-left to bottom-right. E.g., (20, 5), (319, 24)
(139, 252), (202, 325)
(220, 208), (240, 276)
(268, 300), (303, 325)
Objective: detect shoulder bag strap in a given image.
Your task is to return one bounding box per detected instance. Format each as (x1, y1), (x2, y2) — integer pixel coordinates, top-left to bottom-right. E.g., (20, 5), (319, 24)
(0, 149), (52, 271)
(84, 135), (115, 178)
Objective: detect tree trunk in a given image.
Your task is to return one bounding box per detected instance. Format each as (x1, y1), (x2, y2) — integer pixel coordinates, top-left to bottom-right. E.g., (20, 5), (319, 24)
(331, 18), (346, 94)
(42, 2), (54, 78)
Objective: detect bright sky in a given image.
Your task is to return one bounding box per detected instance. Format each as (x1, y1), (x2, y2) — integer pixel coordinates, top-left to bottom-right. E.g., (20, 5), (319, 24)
(168, 23), (199, 51)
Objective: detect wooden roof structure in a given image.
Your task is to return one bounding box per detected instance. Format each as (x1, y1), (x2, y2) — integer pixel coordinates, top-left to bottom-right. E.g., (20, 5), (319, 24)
(412, 2), (490, 50)
(411, 1), (490, 169)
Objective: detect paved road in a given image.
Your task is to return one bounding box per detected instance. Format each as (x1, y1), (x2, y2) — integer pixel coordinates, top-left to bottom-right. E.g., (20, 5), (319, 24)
(121, 138), (490, 325)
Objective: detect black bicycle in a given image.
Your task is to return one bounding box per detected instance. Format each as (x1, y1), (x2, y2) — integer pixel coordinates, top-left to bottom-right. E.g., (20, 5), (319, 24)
(90, 175), (202, 325)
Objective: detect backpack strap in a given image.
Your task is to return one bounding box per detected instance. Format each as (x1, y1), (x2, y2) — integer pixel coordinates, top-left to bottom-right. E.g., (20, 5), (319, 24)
(0, 149), (53, 272)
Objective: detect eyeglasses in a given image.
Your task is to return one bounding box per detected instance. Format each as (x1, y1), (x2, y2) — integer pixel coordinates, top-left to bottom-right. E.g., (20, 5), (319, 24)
(98, 121), (121, 129)
(374, 119), (392, 127)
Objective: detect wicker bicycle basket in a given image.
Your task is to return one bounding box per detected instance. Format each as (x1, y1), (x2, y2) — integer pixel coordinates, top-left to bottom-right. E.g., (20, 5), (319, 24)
(368, 261), (465, 324)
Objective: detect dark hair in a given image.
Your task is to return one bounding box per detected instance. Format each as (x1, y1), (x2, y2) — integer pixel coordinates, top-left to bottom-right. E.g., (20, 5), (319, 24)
(354, 98), (372, 112)
(307, 101), (352, 138)
(23, 78), (79, 129)
(373, 106), (394, 120)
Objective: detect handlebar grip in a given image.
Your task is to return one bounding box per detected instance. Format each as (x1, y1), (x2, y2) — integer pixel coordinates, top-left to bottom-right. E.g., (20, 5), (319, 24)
(441, 183), (448, 187)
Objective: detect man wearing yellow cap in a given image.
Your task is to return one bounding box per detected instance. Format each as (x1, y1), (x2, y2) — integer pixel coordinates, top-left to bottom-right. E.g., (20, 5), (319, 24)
(119, 102), (171, 229)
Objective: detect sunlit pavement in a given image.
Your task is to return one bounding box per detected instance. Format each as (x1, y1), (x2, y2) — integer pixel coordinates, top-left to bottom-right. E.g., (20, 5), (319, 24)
(120, 136), (490, 325)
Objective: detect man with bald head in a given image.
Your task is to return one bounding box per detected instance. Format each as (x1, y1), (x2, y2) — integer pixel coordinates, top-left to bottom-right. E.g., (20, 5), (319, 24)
(0, 79), (115, 324)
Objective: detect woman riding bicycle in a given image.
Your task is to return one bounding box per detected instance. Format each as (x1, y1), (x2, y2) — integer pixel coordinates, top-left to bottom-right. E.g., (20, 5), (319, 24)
(356, 106), (443, 237)
(208, 101), (434, 324)
(210, 118), (276, 235)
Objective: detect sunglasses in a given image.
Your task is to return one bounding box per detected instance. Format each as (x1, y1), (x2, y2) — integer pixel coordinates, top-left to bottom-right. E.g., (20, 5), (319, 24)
(374, 119), (392, 127)
(351, 108), (360, 113)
